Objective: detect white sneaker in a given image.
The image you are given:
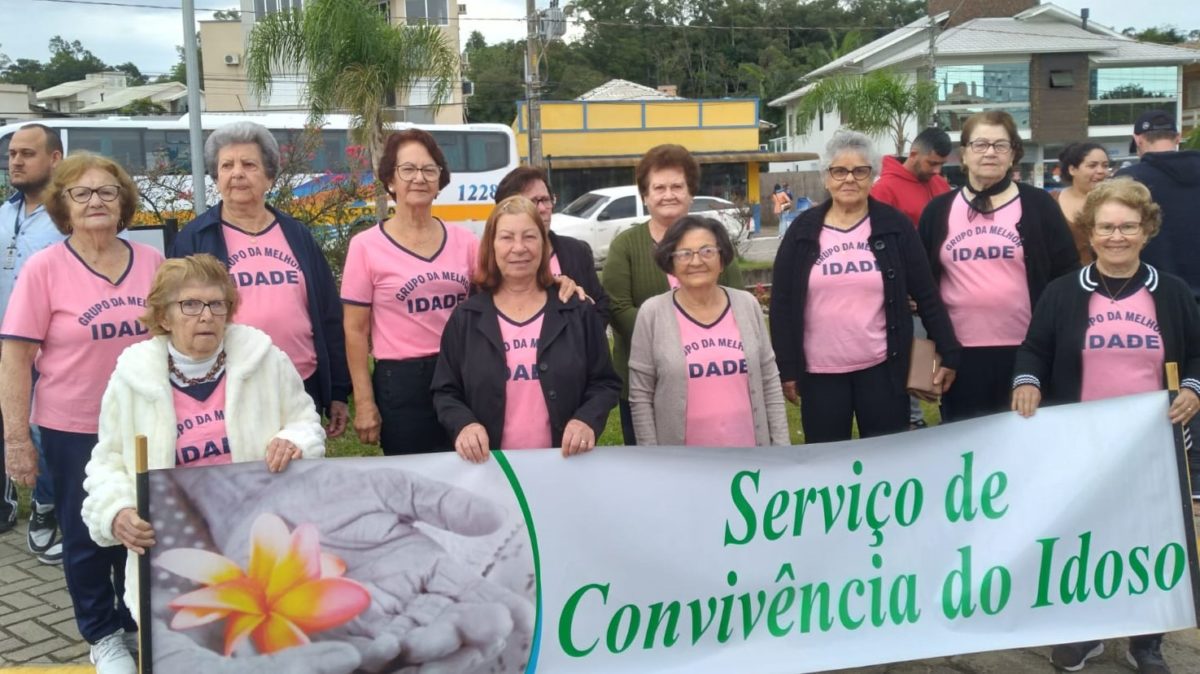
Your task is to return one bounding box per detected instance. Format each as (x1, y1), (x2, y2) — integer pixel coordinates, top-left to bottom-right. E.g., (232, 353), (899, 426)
(89, 631), (136, 674)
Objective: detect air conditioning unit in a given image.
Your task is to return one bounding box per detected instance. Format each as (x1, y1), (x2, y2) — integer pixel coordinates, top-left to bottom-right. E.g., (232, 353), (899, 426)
(462, 80), (475, 96)
(224, 53), (241, 66)
(457, 4), (467, 14)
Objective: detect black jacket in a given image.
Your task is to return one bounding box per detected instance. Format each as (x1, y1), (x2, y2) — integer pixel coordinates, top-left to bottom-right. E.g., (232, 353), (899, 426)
(431, 287), (621, 449)
(549, 230), (609, 323)
(769, 197), (962, 392)
(1116, 151), (1200, 301)
(170, 202), (351, 414)
(918, 183), (1080, 311)
(1013, 264), (1200, 403)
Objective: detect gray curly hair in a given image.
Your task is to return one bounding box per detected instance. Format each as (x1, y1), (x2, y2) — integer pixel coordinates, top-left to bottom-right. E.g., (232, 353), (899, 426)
(820, 130), (882, 176)
(203, 121), (281, 181)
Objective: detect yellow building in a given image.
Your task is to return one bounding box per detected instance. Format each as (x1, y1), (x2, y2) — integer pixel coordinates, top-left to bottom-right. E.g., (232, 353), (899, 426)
(515, 80), (813, 206)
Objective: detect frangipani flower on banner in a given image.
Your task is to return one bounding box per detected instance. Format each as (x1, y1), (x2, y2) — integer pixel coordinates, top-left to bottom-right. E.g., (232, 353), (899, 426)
(156, 512), (370, 656)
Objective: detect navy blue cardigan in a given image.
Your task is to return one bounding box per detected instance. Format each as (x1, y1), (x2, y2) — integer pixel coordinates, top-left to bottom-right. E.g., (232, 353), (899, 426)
(170, 203), (350, 414)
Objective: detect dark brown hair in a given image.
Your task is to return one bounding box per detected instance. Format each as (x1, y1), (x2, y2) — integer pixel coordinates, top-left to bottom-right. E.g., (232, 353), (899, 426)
(41, 152), (138, 235)
(475, 196), (554, 291)
(378, 129), (452, 196)
(635, 144), (700, 199)
(495, 166), (551, 203)
(653, 215), (735, 274)
(960, 111), (1024, 166)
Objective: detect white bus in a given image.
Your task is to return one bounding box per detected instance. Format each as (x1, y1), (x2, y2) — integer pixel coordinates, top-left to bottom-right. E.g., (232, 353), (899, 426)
(0, 113), (518, 235)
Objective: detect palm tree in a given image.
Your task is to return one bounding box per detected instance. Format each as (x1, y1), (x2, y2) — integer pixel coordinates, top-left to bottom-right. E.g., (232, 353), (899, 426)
(245, 0), (460, 217)
(792, 70), (937, 156)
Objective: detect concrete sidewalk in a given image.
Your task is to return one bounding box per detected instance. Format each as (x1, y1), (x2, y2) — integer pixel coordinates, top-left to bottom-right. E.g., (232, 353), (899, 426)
(0, 520), (88, 669)
(3, 513), (1200, 673)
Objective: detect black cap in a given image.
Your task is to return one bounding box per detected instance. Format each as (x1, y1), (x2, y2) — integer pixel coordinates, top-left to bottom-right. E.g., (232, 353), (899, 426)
(1133, 110), (1177, 136)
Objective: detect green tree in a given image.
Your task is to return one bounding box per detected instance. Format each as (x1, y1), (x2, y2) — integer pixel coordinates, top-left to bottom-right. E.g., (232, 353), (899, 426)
(245, 0), (459, 217)
(463, 36), (524, 123)
(1122, 25), (1190, 45)
(45, 36), (107, 88)
(118, 97), (167, 115)
(792, 69), (937, 155)
(113, 61), (148, 86)
(212, 8), (241, 20)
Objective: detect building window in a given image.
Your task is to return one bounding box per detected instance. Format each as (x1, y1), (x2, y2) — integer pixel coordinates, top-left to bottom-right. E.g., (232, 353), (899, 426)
(406, 0), (448, 25)
(255, 0), (301, 16)
(935, 63), (1030, 105)
(936, 106), (1032, 131)
(1088, 66), (1178, 126)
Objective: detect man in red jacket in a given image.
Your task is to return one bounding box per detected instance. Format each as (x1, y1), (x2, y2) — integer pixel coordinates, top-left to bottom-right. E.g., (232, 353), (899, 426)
(871, 127), (952, 227)
(871, 127), (953, 429)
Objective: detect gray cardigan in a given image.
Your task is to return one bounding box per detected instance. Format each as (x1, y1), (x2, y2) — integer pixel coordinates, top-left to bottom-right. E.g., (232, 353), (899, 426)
(628, 287), (790, 446)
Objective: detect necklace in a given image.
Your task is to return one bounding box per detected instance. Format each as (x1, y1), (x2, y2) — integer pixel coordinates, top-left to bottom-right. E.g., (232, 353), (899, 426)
(168, 351), (226, 386)
(1097, 271), (1136, 304)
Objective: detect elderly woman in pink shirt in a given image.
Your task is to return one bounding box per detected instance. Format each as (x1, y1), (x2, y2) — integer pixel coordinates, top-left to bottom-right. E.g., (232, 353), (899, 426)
(628, 215), (789, 446)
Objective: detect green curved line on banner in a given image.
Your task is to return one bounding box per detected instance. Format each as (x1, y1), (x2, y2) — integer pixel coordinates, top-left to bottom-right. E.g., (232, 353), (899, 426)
(493, 449), (543, 673)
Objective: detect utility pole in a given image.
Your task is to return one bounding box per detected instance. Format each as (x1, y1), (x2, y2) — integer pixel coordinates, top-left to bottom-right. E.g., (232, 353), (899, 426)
(525, 0), (544, 167)
(182, 0), (207, 213)
(926, 13), (939, 128)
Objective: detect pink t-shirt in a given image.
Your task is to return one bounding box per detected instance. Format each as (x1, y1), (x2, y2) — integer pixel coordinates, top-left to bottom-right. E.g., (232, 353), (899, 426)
(1081, 287), (1163, 402)
(340, 221), (477, 360)
(803, 219), (888, 373)
(939, 193), (1032, 347)
(675, 298), (756, 447)
(173, 376), (233, 467)
(499, 310), (551, 450)
(549, 253), (562, 277)
(222, 222), (317, 379)
(0, 240), (163, 433)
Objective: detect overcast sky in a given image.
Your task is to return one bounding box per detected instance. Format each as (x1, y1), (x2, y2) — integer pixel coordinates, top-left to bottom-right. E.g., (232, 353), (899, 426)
(2, 0), (1195, 78)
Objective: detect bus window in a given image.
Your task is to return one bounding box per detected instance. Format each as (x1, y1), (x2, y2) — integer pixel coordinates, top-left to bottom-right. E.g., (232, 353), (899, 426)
(0, 133), (10, 171)
(429, 131), (464, 173)
(68, 128), (145, 172)
(144, 130), (192, 174)
(466, 132), (509, 172)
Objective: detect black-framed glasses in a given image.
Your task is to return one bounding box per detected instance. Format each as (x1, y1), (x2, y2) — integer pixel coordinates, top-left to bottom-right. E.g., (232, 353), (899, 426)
(1093, 221), (1142, 237)
(530, 196), (556, 208)
(396, 163), (442, 182)
(827, 166), (872, 181)
(177, 299), (230, 316)
(965, 139), (1014, 155)
(669, 246), (721, 263)
(66, 185), (122, 203)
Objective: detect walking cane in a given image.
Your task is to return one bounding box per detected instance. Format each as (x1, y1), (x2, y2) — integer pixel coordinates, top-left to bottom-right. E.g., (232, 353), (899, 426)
(1166, 363), (1200, 623)
(135, 434), (153, 674)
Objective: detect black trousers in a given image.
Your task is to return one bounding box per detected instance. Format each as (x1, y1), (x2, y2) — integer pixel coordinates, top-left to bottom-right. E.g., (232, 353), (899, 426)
(799, 361), (909, 443)
(618, 398), (637, 446)
(940, 346), (1019, 423)
(374, 357), (450, 455)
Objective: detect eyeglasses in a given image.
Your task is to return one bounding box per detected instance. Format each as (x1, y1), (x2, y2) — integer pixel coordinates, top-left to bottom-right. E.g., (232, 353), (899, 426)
(66, 185), (122, 203)
(1093, 221), (1142, 237)
(395, 163), (442, 182)
(827, 166), (872, 181)
(530, 196), (555, 208)
(177, 299), (230, 316)
(965, 139), (1014, 155)
(669, 246), (721, 263)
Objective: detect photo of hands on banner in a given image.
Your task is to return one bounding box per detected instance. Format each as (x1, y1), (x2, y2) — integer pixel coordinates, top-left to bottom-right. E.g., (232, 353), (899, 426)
(144, 458), (535, 673)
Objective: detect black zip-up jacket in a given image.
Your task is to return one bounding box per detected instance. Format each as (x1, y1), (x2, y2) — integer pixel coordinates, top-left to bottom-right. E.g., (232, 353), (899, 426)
(1013, 264), (1200, 403)
(769, 197), (962, 392)
(549, 230), (609, 324)
(170, 202), (350, 414)
(431, 287), (621, 449)
(917, 183), (1080, 311)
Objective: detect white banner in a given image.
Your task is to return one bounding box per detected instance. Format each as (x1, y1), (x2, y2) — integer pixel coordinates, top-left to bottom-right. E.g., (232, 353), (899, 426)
(146, 391), (1198, 673)
(502, 391), (1198, 673)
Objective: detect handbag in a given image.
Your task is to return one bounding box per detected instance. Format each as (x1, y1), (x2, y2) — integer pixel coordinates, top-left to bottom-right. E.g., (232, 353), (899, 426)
(907, 338), (941, 399)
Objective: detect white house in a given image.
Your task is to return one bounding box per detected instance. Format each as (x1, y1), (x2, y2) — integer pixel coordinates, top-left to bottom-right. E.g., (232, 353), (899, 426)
(767, 2), (1200, 183)
(36, 72), (129, 114)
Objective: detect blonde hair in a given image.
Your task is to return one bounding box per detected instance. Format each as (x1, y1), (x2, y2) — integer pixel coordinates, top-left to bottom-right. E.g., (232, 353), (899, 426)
(41, 152), (138, 235)
(474, 195), (554, 292)
(1077, 177), (1161, 239)
(140, 254), (239, 335)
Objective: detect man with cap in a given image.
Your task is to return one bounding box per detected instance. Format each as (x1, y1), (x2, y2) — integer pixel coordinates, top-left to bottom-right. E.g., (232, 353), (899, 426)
(1116, 110), (1200, 302)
